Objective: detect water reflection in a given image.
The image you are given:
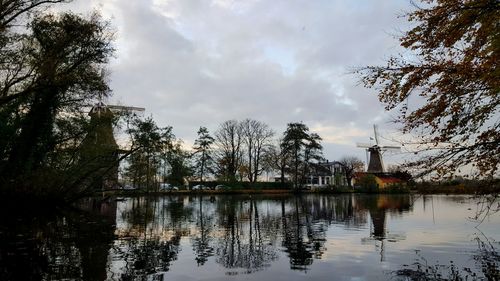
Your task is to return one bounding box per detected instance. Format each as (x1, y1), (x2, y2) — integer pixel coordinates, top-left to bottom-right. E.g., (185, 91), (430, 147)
(111, 194), (414, 276)
(1, 194), (497, 280)
(0, 199), (116, 280)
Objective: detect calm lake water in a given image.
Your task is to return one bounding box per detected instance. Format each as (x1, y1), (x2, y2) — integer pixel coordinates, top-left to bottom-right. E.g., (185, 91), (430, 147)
(1, 194), (499, 280)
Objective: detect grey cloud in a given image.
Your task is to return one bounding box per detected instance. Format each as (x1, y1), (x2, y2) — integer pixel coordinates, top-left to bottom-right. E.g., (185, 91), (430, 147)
(64, 0), (413, 165)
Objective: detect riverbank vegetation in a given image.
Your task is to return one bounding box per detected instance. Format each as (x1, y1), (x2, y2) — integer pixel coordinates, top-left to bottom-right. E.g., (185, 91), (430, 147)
(414, 178), (500, 195)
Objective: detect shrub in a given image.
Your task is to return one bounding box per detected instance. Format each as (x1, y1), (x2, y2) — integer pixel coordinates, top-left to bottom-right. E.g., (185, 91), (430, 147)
(357, 174), (378, 193)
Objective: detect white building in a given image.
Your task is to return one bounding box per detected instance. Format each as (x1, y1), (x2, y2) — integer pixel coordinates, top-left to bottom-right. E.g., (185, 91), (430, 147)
(306, 161), (347, 187)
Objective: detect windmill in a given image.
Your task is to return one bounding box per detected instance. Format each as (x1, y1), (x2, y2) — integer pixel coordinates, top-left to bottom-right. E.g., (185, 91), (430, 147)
(79, 100), (145, 189)
(356, 125), (400, 173)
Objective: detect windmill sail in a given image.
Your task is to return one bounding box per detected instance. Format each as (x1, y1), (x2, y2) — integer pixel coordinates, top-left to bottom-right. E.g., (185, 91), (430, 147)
(373, 125), (380, 145)
(107, 105), (145, 112)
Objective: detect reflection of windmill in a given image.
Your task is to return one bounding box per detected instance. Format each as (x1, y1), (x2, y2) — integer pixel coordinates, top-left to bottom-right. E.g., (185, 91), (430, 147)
(356, 125), (400, 173)
(79, 101), (144, 189)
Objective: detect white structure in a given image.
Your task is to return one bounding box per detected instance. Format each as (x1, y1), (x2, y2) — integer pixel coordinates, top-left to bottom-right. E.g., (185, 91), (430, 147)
(306, 161), (347, 187)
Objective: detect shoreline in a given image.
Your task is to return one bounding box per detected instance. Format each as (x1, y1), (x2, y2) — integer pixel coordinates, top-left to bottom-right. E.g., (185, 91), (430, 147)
(95, 188), (496, 197)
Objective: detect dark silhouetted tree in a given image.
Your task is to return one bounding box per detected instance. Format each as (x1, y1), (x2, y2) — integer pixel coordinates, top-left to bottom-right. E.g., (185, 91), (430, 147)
(192, 126), (214, 182)
(166, 142), (192, 187)
(0, 10), (114, 196)
(125, 117), (174, 190)
(281, 123), (323, 188)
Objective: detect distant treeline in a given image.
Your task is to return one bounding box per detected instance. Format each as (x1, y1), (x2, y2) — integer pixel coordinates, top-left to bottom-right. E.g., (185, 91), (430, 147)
(413, 178), (500, 194)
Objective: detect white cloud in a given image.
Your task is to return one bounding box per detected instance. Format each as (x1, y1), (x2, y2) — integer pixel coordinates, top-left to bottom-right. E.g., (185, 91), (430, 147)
(57, 0), (415, 166)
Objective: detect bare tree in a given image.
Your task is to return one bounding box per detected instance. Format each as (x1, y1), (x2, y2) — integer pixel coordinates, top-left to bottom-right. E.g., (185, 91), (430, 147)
(339, 156), (364, 188)
(214, 120), (243, 182)
(0, 0), (70, 31)
(240, 119), (275, 183)
(264, 139), (291, 184)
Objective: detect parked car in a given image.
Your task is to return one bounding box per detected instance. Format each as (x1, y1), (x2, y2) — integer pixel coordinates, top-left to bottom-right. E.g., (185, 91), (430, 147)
(215, 184), (231, 191)
(191, 184), (204, 191)
(159, 183), (170, 190)
(160, 183), (178, 191)
(122, 184), (137, 190)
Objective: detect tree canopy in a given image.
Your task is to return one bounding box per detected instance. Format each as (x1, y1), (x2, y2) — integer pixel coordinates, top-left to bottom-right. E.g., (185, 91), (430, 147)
(339, 156), (364, 187)
(0, 5), (114, 197)
(192, 126), (215, 182)
(281, 123), (323, 188)
(359, 0), (499, 178)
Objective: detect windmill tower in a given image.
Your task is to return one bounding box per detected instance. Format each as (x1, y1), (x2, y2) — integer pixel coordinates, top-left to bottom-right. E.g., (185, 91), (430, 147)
(356, 125), (400, 173)
(80, 101), (144, 190)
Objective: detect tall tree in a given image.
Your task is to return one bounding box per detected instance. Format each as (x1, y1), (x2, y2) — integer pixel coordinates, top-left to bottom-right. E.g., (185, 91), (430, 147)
(338, 156), (364, 188)
(281, 123), (323, 189)
(125, 117), (174, 190)
(302, 133), (323, 183)
(358, 0), (499, 177)
(240, 119), (275, 183)
(265, 139), (291, 184)
(192, 126), (214, 182)
(214, 120), (243, 182)
(282, 123), (309, 188)
(166, 141), (192, 187)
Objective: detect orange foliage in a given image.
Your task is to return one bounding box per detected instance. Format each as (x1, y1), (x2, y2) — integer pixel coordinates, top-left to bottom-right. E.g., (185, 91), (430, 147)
(359, 0), (499, 177)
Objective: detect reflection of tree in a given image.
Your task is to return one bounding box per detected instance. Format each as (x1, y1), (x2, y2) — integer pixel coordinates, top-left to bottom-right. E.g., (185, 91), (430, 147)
(307, 194), (367, 228)
(1, 194), (421, 279)
(191, 196), (215, 265)
(115, 235), (180, 280)
(0, 199), (116, 281)
(120, 197), (156, 232)
(118, 196), (193, 237)
(281, 196), (327, 271)
(111, 196), (192, 280)
(75, 201), (117, 281)
(215, 197), (278, 274)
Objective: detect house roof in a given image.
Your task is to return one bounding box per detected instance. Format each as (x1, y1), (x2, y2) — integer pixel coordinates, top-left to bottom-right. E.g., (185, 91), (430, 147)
(309, 163), (332, 176)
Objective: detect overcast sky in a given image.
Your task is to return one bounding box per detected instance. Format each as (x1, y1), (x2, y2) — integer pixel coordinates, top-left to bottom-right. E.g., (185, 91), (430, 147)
(57, 0), (415, 166)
